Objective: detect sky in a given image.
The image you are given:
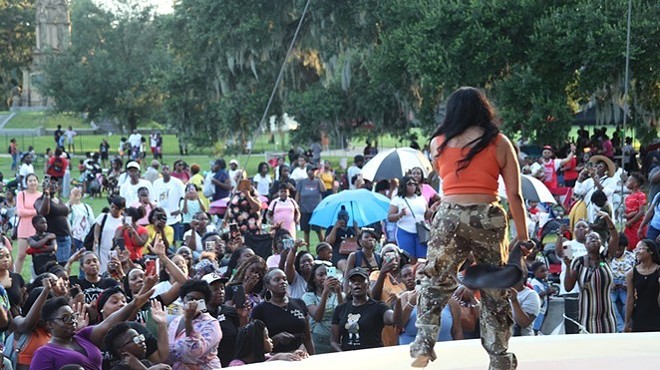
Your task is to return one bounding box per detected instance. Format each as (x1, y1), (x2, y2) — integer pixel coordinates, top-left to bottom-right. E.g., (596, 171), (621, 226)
(93, 0), (174, 15)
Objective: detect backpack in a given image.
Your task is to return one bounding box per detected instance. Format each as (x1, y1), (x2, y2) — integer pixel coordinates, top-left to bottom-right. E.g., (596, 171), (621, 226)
(47, 157), (65, 177)
(83, 213), (109, 250)
(3, 331), (30, 370)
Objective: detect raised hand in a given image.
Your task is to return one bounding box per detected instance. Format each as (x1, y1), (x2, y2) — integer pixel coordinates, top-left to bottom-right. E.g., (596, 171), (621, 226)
(150, 299), (167, 326)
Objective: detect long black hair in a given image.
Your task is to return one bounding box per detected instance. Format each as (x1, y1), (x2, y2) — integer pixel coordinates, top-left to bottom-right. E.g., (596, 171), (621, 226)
(233, 319), (267, 363)
(431, 87), (500, 172)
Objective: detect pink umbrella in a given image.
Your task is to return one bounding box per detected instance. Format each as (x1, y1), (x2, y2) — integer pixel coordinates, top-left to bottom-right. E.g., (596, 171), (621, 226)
(209, 197), (229, 215)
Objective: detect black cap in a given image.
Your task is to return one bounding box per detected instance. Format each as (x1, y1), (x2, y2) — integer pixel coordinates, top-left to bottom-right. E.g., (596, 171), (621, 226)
(347, 267), (369, 279)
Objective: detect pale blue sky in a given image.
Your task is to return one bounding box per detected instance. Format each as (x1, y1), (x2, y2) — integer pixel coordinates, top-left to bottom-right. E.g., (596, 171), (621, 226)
(93, 0), (174, 14)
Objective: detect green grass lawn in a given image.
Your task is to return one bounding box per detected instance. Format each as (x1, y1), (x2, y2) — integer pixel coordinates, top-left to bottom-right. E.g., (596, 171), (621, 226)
(2, 111), (88, 129)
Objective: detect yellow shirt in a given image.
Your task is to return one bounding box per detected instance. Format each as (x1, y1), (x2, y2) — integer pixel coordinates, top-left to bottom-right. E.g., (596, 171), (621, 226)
(320, 171), (334, 192)
(143, 224), (175, 254)
(188, 174), (210, 209)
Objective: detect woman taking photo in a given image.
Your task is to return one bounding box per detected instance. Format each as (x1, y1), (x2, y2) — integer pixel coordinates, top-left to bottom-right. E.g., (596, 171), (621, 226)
(225, 254), (267, 308)
(343, 228), (381, 291)
(411, 87), (529, 368)
(251, 268), (314, 355)
(370, 244), (408, 346)
(331, 267), (401, 352)
(388, 176), (432, 263)
(167, 279), (222, 369)
(35, 178), (71, 266)
(302, 261), (343, 354)
(563, 212), (619, 334)
(283, 240), (314, 299)
(624, 239), (660, 332)
(15, 173), (42, 273)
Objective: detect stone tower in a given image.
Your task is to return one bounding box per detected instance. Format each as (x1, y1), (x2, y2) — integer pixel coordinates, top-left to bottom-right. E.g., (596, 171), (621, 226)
(18, 0), (71, 108)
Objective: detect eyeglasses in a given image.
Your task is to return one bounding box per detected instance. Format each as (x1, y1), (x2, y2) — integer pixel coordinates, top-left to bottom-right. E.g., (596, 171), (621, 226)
(53, 312), (79, 324)
(313, 260), (332, 267)
(120, 334), (145, 348)
(407, 182), (418, 186)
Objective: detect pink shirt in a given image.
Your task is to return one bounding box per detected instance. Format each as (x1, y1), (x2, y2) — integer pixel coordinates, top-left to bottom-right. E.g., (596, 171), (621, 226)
(269, 197), (298, 237)
(421, 184), (438, 205)
(16, 190), (42, 238)
(168, 312), (222, 370)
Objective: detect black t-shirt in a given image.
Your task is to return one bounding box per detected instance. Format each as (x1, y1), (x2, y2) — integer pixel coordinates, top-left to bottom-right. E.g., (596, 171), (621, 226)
(331, 299), (390, 351)
(102, 321), (158, 369)
(69, 276), (119, 304)
(213, 305), (240, 367)
(6, 273), (25, 313)
(251, 299), (308, 353)
(37, 197), (71, 236)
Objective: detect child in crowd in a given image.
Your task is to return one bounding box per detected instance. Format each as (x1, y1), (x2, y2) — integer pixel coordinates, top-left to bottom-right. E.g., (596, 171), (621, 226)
(27, 215), (58, 274)
(529, 261), (552, 335)
(589, 190), (613, 243)
(623, 172), (646, 251)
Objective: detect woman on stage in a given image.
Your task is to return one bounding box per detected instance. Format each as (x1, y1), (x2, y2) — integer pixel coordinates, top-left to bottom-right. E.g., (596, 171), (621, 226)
(410, 87), (529, 370)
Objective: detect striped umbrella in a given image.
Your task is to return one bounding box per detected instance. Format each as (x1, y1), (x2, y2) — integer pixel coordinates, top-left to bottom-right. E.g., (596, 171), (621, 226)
(361, 148), (433, 181)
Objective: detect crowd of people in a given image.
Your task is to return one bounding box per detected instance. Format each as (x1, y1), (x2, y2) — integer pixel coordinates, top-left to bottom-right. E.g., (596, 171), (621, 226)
(0, 90), (657, 370)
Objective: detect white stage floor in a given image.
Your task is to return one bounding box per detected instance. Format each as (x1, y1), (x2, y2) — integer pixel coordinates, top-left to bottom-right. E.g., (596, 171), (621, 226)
(245, 333), (660, 369)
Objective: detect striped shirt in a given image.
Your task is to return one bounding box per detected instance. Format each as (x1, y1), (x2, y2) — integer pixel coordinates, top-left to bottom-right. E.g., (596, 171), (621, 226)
(570, 256), (616, 333)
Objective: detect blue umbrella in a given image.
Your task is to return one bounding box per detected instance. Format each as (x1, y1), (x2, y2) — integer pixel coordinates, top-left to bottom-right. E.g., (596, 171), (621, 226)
(309, 189), (391, 228)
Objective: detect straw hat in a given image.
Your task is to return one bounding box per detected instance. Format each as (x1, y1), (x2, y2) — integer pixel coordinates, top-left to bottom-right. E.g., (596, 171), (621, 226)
(588, 155), (615, 177)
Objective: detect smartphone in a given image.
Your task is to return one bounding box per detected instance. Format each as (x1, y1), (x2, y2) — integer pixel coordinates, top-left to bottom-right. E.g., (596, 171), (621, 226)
(124, 215), (133, 225)
(282, 238), (294, 251)
(237, 179), (251, 192)
(563, 243), (573, 259)
(109, 250), (118, 260)
(229, 223), (239, 236)
(204, 240), (215, 251)
(195, 299), (207, 312)
(145, 258), (160, 276)
(114, 237), (125, 251)
(232, 285), (246, 308)
(384, 252), (396, 263)
(327, 266), (338, 279)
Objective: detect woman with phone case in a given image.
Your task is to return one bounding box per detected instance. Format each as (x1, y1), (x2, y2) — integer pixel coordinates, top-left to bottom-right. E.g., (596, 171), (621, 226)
(35, 177), (72, 267)
(251, 268), (315, 355)
(563, 213), (619, 334)
(225, 255), (266, 308)
(302, 261), (343, 354)
(115, 207), (149, 262)
(283, 239), (314, 299)
(370, 244), (408, 346)
(167, 279), (222, 369)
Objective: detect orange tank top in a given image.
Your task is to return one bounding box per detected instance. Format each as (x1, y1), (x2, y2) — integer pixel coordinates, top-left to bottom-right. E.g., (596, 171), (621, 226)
(433, 134), (501, 196)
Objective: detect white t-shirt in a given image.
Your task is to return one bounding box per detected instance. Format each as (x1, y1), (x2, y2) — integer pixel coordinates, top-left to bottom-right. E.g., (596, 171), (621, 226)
(559, 239), (588, 295)
(390, 195), (427, 233)
(120, 179), (155, 206)
(68, 203), (95, 241)
(183, 225), (218, 253)
(290, 167), (307, 182)
(347, 165), (362, 189)
(95, 213), (123, 274)
(152, 177), (186, 225)
(65, 129), (77, 142)
(515, 287), (541, 336)
(128, 133), (142, 148)
(19, 163), (34, 188)
(253, 173), (272, 196)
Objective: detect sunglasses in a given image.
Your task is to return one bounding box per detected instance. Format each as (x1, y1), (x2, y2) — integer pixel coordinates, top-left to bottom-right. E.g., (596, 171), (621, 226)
(407, 182), (418, 186)
(120, 334), (146, 348)
(313, 260), (333, 267)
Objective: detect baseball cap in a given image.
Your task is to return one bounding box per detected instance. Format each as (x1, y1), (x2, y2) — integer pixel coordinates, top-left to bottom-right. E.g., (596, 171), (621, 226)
(347, 267), (369, 280)
(126, 161), (140, 170)
(202, 272), (229, 285)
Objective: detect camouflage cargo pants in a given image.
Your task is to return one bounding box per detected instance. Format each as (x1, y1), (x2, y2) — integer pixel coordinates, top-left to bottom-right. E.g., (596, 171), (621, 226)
(410, 202), (516, 370)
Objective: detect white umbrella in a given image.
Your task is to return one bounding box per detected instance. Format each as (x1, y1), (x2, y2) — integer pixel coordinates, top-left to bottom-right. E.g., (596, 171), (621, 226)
(361, 148), (433, 181)
(498, 174), (556, 204)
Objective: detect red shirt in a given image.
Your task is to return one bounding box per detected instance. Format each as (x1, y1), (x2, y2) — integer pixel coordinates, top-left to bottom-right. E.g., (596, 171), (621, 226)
(123, 225), (149, 261)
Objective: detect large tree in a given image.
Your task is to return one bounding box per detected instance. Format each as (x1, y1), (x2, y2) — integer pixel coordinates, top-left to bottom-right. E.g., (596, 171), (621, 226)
(39, 0), (168, 131)
(0, 0), (35, 110)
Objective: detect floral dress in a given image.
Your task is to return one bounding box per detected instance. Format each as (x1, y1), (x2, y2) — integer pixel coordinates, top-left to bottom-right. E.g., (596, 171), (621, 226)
(227, 190), (262, 234)
(624, 190), (646, 250)
(168, 312), (222, 370)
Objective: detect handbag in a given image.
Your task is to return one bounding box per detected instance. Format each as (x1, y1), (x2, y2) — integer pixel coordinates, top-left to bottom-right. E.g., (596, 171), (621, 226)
(11, 193), (25, 241)
(403, 198), (431, 245)
(339, 237), (359, 255)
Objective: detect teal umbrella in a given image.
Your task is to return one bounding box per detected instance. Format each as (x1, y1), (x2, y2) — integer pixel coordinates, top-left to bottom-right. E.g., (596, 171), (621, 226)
(309, 189), (391, 228)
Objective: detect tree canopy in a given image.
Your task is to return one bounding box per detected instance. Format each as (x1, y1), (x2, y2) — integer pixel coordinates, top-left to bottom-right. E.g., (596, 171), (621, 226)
(20, 0), (659, 146)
